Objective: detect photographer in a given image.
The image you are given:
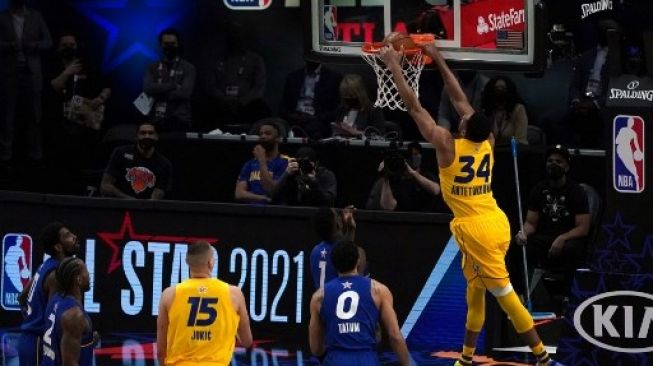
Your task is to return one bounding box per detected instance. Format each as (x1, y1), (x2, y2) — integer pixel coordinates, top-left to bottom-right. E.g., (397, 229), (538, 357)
(271, 146), (337, 206)
(366, 145), (441, 212)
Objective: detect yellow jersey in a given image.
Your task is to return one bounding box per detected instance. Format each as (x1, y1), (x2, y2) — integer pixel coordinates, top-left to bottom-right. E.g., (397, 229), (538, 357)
(165, 278), (240, 366)
(439, 139), (503, 218)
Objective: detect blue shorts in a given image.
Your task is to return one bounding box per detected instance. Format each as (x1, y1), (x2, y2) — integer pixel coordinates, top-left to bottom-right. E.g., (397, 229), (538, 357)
(324, 350), (380, 366)
(18, 332), (41, 366)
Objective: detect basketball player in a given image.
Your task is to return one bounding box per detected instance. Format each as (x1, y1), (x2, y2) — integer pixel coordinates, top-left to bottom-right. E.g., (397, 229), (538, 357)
(309, 241), (410, 366)
(157, 241), (252, 366)
(310, 206), (357, 289)
(379, 39), (562, 366)
(18, 222), (78, 366)
(41, 258), (96, 366)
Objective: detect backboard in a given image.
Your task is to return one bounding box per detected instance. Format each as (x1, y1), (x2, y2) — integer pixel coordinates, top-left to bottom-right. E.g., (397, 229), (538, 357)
(306, 0), (546, 71)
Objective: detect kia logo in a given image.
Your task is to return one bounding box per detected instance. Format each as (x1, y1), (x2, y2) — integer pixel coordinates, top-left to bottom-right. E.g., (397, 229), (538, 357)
(574, 291), (653, 353)
(627, 81), (640, 90)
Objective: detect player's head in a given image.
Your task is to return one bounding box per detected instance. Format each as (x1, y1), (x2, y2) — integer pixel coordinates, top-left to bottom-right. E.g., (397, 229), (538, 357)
(186, 240), (215, 273)
(313, 207), (341, 242)
(460, 112), (492, 143)
(628, 117), (635, 128)
(40, 222), (78, 257)
(331, 241), (360, 274)
(56, 257), (90, 296)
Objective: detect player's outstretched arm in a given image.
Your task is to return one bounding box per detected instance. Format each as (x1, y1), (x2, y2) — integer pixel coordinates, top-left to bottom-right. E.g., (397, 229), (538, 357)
(421, 43), (474, 120)
(308, 289), (326, 357)
(231, 285), (253, 348)
(376, 281), (411, 366)
(379, 45), (452, 154)
(60, 307), (86, 366)
(156, 286), (174, 365)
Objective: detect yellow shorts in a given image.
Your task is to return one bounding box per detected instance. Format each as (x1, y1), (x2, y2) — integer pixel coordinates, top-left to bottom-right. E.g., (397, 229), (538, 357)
(450, 211), (511, 288)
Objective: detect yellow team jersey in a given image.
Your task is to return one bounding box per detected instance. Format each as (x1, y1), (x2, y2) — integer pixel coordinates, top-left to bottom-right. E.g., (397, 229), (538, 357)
(165, 278), (240, 366)
(439, 139), (503, 218)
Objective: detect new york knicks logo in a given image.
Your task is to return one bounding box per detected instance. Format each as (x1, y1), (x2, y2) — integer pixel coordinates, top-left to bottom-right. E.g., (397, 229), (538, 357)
(613, 115), (645, 193)
(125, 167), (156, 194)
(224, 0), (271, 10)
(323, 5), (338, 41)
(2, 234), (32, 310)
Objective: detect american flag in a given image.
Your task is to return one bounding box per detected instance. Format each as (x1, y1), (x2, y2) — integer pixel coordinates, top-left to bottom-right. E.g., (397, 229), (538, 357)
(496, 30), (524, 49)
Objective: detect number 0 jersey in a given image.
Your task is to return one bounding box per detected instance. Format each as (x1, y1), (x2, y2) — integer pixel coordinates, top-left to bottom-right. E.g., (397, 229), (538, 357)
(165, 278), (239, 366)
(439, 139), (502, 218)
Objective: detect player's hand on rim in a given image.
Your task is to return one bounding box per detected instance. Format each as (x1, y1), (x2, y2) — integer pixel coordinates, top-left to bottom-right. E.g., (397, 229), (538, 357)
(379, 45), (403, 67)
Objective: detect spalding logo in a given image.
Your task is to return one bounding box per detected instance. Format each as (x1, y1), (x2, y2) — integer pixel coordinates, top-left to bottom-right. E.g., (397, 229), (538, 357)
(574, 291), (653, 353)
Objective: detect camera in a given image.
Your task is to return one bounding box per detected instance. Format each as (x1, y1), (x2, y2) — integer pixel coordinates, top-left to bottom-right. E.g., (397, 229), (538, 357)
(383, 149), (407, 177)
(298, 158), (315, 175)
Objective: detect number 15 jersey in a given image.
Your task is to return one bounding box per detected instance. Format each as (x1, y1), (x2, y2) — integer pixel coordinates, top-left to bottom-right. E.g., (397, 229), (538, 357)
(439, 139), (502, 218)
(165, 278), (239, 366)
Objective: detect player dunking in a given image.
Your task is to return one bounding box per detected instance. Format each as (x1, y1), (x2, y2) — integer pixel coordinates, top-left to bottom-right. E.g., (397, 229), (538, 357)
(380, 38), (562, 366)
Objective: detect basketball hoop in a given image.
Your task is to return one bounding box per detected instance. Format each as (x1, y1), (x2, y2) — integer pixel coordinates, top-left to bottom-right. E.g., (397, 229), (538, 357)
(361, 33), (434, 111)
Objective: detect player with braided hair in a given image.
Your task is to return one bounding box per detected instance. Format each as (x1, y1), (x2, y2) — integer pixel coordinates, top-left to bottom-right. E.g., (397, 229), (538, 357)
(41, 257), (97, 366)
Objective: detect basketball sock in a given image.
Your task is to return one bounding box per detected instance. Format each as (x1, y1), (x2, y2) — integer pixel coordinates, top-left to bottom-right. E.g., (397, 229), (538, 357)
(531, 342), (551, 365)
(495, 290), (534, 333)
(455, 345), (475, 365)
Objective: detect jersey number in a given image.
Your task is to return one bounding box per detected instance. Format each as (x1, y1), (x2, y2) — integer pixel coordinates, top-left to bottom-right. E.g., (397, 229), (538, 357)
(336, 291), (360, 320)
(318, 261), (327, 289)
(187, 297), (219, 326)
(454, 154), (491, 183)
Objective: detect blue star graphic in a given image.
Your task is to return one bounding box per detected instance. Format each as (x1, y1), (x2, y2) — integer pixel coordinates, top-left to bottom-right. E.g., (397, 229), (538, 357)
(623, 235), (653, 273)
(602, 213), (637, 251)
(73, 0), (188, 71)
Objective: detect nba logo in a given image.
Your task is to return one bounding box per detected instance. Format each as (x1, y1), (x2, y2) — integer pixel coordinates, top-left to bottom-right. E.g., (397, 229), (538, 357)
(613, 115), (645, 193)
(1, 234), (32, 311)
(323, 5), (338, 41)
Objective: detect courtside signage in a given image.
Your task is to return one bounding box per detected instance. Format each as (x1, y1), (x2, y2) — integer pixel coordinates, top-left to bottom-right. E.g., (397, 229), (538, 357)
(613, 115), (645, 193)
(224, 0), (272, 10)
(1, 234), (32, 310)
(574, 291), (653, 353)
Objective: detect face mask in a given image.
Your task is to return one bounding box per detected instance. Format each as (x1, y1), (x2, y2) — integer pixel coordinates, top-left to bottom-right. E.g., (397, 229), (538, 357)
(344, 97), (359, 109)
(494, 90), (507, 103)
(59, 47), (77, 60)
(138, 138), (157, 150)
(546, 164), (564, 180)
(163, 46), (178, 60)
(410, 155), (422, 170)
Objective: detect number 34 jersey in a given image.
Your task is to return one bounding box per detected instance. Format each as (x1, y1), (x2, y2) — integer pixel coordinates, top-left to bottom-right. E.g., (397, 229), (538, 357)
(321, 275), (379, 352)
(166, 278), (239, 366)
(439, 139), (502, 218)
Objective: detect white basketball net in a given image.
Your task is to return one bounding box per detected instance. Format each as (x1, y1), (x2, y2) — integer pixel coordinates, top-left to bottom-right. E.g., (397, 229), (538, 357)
(361, 51), (425, 111)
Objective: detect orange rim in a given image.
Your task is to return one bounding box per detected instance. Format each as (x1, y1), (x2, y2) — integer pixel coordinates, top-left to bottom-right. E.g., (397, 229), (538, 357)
(361, 33), (434, 64)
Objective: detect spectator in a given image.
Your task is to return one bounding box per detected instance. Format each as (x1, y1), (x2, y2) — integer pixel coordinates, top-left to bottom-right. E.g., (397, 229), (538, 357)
(100, 121), (173, 199)
(207, 22), (270, 130)
(0, 0), (52, 164)
(310, 206), (356, 289)
(330, 74), (385, 138)
(555, 20), (618, 148)
(235, 121), (288, 204)
(46, 31), (111, 178)
(271, 146), (337, 206)
(366, 146), (441, 212)
(143, 28), (196, 132)
(511, 145), (590, 298)
(437, 70), (488, 132)
(279, 60), (342, 140)
(481, 76), (528, 146)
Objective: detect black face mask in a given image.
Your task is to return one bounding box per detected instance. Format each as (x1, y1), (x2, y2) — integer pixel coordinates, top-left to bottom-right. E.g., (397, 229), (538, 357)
(494, 90), (507, 104)
(163, 46), (178, 60)
(344, 97), (360, 109)
(59, 47), (77, 60)
(138, 138), (157, 150)
(546, 164), (565, 180)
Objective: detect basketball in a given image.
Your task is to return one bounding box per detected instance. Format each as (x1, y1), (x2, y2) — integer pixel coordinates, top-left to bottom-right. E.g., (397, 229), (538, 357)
(634, 150), (644, 161)
(383, 32), (415, 51)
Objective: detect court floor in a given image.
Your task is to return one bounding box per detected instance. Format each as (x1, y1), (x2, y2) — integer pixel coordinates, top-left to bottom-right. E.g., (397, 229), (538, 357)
(1, 331), (545, 366)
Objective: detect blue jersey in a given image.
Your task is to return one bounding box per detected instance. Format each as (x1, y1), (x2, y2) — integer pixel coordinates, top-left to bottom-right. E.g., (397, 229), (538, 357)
(21, 258), (59, 334)
(310, 241), (338, 289)
(237, 155), (289, 203)
(41, 294), (94, 366)
(321, 275), (379, 352)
